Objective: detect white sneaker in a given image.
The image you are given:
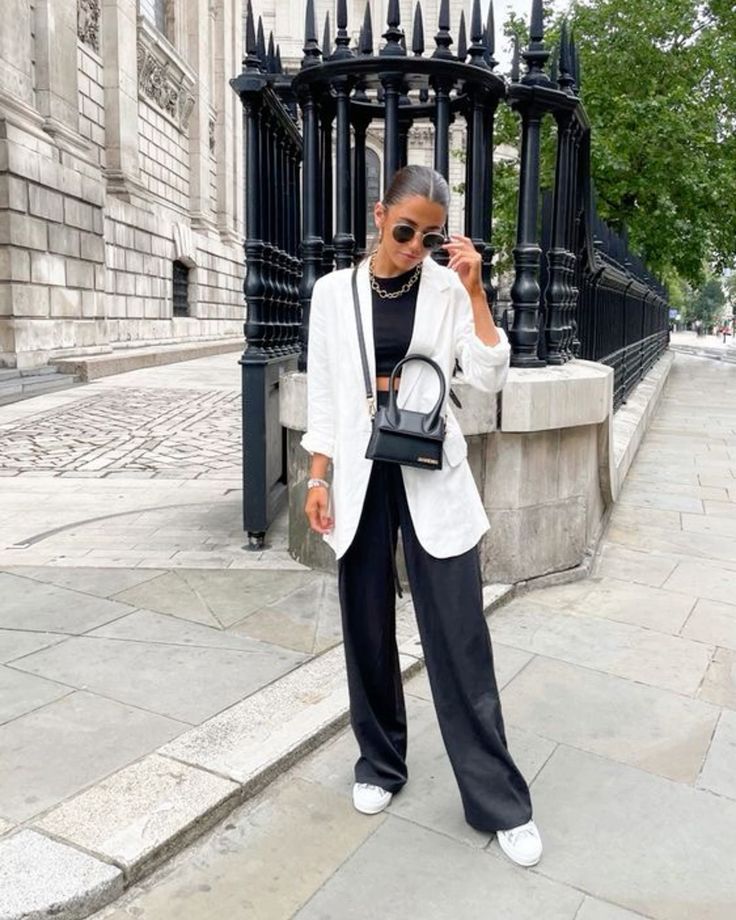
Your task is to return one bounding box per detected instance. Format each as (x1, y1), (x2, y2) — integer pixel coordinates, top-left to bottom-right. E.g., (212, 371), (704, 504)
(496, 819), (543, 867)
(352, 782), (393, 815)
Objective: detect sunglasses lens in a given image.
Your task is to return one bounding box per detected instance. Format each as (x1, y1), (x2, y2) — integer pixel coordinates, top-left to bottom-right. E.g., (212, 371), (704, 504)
(423, 233), (445, 251)
(392, 224), (415, 243)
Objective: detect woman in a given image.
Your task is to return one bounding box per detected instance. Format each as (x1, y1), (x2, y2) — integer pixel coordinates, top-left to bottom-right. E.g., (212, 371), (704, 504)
(301, 165), (542, 868)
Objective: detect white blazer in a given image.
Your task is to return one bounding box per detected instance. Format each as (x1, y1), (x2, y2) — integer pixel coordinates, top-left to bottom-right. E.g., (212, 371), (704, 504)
(301, 253), (511, 560)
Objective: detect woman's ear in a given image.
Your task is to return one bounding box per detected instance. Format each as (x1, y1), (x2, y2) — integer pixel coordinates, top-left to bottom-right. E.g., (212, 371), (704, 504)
(373, 201), (385, 233)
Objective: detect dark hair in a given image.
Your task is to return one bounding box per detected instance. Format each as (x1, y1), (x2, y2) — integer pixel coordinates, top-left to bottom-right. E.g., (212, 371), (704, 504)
(363, 165), (450, 260)
(382, 164), (450, 211)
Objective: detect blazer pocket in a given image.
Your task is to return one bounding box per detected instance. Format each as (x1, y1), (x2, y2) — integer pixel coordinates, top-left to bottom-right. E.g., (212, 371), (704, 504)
(442, 431), (468, 467)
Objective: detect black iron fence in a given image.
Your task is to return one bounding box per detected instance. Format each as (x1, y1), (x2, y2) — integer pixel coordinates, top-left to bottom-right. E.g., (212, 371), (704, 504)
(232, 0), (670, 542)
(231, 12), (302, 546)
(574, 198), (669, 411)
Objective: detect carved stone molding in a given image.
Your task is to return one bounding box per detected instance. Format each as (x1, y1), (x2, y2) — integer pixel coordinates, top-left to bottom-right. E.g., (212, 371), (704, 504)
(410, 126), (434, 146)
(78, 0), (100, 54)
(173, 222), (197, 265)
(136, 16), (196, 131)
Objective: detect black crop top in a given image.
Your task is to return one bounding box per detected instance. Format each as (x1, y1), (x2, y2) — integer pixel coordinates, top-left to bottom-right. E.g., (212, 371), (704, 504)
(372, 264), (421, 376)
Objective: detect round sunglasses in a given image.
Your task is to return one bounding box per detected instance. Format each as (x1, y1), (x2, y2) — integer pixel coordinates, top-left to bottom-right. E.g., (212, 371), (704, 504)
(391, 223), (449, 252)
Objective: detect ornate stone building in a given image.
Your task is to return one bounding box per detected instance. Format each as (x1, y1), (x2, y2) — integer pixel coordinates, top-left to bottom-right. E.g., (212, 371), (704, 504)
(0, 0), (244, 370)
(0, 0), (512, 371)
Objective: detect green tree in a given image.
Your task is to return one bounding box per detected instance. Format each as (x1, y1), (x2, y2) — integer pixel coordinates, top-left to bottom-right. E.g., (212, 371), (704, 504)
(684, 277), (726, 326)
(566, 0), (736, 284)
(490, 0), (736, 290)
(662, 268), (693, 313)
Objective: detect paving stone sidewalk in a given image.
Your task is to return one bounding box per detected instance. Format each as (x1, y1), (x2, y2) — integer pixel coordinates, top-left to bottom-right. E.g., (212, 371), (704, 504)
(88, 352), (736, 920)
(0, 354), (351, 841)
(669, 330), (736, 364)
(2, 350), (736, 919)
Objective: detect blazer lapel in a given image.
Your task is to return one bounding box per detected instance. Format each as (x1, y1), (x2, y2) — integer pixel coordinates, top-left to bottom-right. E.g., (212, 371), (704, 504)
(398, 256), (451, 408)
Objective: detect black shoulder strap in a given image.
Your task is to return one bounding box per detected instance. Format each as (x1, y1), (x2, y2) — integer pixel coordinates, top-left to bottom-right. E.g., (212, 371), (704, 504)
(351, 266), (375, 413)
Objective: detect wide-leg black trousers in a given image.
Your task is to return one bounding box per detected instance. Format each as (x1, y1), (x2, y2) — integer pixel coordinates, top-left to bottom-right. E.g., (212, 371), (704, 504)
(337, 441), (533, 832)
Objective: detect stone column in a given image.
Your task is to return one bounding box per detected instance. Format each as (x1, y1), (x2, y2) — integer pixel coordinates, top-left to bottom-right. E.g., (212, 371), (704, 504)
(102, 0), (142, 195)
(0, 0), (35, 106)
(213, 0), (241, 242)
(34, 0), (80, 140)
(188, 0), (216, 231)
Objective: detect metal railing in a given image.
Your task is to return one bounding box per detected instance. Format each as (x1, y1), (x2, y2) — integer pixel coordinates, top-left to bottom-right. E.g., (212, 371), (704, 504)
(232, 0), (670, 540)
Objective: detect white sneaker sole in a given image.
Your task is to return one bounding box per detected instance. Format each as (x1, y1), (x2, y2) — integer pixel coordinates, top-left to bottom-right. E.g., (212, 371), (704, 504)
(352, 793), (393, 815)
(496, 834), (542, 867)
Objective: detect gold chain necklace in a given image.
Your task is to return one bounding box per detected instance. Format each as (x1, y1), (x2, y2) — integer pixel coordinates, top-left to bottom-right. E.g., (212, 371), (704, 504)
(369, 253), (421, 300)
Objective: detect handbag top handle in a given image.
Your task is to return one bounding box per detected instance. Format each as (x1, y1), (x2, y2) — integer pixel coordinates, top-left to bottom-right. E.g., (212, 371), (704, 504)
(351, 265), (447, 428)
(386, 353), (446, 432)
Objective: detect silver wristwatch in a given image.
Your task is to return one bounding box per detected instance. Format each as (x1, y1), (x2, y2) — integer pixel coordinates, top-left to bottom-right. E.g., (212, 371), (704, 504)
(307, 478), (330, 490)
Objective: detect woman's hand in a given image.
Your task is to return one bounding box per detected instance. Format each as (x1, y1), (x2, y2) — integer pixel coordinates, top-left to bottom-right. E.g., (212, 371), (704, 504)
(443, 234), (483, 296)
(305, 485), (333, 534)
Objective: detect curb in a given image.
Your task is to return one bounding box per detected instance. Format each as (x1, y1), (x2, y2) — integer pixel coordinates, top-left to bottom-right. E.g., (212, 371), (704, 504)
(0, 584), (515, 920)
(50, 339), (244, 382)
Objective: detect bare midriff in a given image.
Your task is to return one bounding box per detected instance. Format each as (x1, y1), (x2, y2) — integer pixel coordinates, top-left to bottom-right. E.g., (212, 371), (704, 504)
(375, 375), (401, 392)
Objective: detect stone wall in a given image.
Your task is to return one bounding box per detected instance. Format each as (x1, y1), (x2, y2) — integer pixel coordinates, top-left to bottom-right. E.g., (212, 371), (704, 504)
(0, 122), (108, 369)
(0, 0), (244, 370)
(138, 98), (190, 211)
(103, 195), (243, 346)
(278, 359), (647, 587)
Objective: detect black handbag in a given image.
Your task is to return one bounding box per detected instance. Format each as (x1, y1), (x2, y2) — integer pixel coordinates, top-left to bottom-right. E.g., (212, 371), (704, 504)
(351, 266), (446, 470)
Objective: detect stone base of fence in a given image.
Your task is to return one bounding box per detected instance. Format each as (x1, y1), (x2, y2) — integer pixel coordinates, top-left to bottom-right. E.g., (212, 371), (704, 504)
(279, 354), (672, 586)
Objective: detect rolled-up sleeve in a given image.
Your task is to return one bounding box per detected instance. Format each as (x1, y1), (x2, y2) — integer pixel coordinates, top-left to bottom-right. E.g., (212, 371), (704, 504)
(452, 280), (511, 394)
(300, 277), (335, 458)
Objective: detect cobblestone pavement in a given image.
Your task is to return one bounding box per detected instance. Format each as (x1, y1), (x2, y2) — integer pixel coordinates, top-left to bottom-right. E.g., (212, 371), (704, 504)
(0, 387), (240, 476)
(0, 354), (285, 569)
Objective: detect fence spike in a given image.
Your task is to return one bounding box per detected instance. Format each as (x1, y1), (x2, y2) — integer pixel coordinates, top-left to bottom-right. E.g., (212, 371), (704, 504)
(549, 42), (558, 84)
(457, 9), (467, 61)
(530, 0), (543, 42)
(559, 19), (571, 74)
(332, 0), (353, 57)
(322, 11), (332, 59)
(470, 0), (482, 41)
(438, 0), (450, 30)
(522, 0), (550, 83)
(243, 0), (260, 70)
(304, 0), (317, 42)
(433, 0), (453, 58)
(362, 1), (374, 53)
(570, 29), (581, 91)
(510, 34), (520, 81)
(558, 19), (575, 91)
(381, 0), (405, 55)
(267, 30), (276, 72)
(412, 2), (425, 56)
(301, 0), (322, 67)
(467, 0), (487, 66)
(256, 15), (266, 60)
(485, 0), (496, 63)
